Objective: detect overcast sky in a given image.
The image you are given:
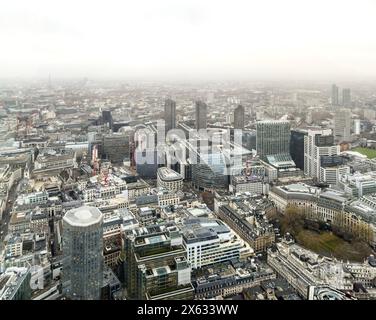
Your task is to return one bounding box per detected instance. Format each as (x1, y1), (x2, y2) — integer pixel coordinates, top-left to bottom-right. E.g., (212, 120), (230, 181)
(1, 0), (376, 81)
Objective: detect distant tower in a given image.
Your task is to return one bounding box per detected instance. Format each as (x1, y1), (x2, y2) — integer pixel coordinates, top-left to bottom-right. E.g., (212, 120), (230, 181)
(62, 206), (103, 300)
(233, 105), (245, 129)
(102, 110), (113, 130)
(195, 101), (207, 130)
(334, 109), (351, 142)
(331, 84), (339, 106)
(164, 99), (176, 134)
(342, 88), (351, 107)
(354, 119), (361, 135)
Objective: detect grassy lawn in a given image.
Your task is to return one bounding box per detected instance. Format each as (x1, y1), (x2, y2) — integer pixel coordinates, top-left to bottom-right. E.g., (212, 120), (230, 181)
(276, 208), (374, 262)
(295, 230), (373, 262)
(353, 147), (376, 159)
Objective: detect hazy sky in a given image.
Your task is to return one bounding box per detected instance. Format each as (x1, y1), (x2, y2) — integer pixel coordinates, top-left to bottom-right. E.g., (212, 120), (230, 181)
(1, 0), (376, 80)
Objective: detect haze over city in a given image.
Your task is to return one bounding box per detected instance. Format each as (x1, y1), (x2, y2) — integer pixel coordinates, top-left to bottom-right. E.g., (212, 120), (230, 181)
(1, 0), (376, 81)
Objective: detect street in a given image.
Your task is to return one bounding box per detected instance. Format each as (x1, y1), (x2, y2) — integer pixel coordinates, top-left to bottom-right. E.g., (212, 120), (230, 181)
(0, 178), (27, 243)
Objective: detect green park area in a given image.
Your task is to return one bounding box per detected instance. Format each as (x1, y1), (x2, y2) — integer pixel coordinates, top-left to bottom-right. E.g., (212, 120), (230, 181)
(353, 147), (376, 159)
(277, 208), (374, 262)
(295, 230), (372, 262)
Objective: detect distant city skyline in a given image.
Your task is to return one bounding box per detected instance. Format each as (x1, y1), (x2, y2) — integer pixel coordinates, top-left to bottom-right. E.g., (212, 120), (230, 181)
(1, 0), (376, 80)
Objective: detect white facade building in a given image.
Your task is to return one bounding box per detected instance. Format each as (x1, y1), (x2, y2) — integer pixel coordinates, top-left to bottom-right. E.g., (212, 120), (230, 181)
(157, 167), (183, 192)
(304, 129), (340, 181)
(182, 218), (253, 269)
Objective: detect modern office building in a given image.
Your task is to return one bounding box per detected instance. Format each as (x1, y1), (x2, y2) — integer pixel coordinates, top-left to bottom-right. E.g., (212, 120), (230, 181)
(181, 217), (253, 269)
(62, 206), (104, 300)
(102, 110), (113, 130)
(256, 120), (291, 161)
(354, 119), (361, 135)
(102, 133), (131, 164)
(124, 225), (194, 300)
(331, 84), (339, 106)
(334, 109), (351, 142)
(342, 88), (351, 107)
(290, 129), (307, 170)
(319, 164), (350, 186)
(234, 105), (245, 129)
(338, 171), (376, 197)
(229, 175), (264, 195)
(304, 129), (341, 181)
(195, 101), (207, 130)
(191, 150), (229, 191)
(164, 99), (176, 135)
(157, 167), (183, 192)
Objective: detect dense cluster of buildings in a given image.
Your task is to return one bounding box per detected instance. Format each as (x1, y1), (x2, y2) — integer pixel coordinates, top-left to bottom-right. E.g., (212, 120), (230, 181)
(1, 81), (376, 301)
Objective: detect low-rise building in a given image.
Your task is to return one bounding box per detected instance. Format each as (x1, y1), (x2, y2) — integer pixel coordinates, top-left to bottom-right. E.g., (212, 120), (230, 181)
(216, 194), (275, 252)
(338, 171), (376, 197)
(193, 262), (276, 299)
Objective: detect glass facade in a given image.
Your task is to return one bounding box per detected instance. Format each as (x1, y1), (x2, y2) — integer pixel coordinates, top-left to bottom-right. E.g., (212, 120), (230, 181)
(191, 152), (229, 191)
(62, 207), (103, 300)
(256, 121), (291, 160)
(125, 232), (194, 300)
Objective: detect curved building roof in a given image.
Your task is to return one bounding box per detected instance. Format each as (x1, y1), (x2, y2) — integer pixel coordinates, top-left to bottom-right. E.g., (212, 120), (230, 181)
(63, 206), (103, 228)
(157, 167), (183, 181)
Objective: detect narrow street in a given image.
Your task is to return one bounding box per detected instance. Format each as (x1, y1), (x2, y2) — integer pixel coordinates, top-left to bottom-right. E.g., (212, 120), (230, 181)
(0, 178), (27, 244)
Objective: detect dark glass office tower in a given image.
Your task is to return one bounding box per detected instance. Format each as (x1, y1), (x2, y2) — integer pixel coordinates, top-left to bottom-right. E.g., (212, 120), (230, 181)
(290, 129), (307, 170)
(102, 110), (113, 130)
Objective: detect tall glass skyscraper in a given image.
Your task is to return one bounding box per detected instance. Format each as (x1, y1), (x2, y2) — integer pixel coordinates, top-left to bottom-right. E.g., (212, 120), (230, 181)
(164, 99), (176, 134)
(334, 108), (351, 142)
(256, 120), (291, 161)
(62, 206), (103, 300)
(342, 88), (351, 107)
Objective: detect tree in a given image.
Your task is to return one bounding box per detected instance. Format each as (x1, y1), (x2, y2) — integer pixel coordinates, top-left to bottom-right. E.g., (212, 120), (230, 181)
(280, 205), (305, 236)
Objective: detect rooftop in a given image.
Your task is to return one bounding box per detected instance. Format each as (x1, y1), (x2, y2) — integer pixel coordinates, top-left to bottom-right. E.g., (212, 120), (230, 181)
(63, 206), (103, 228)
(157, 167), (183, 181)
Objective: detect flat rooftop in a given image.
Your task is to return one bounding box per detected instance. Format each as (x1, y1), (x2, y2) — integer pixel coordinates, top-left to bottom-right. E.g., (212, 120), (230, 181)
(157, 167), (183, 181)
